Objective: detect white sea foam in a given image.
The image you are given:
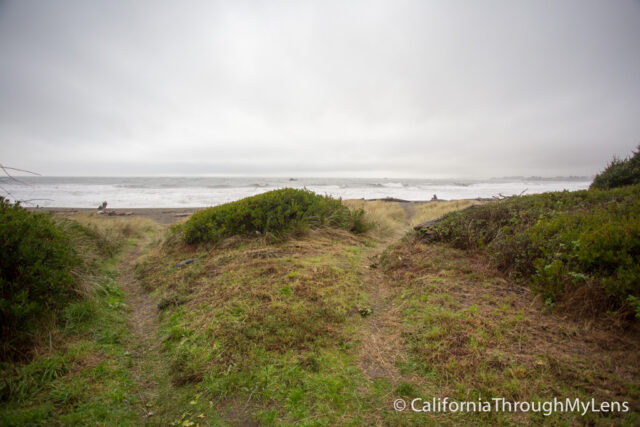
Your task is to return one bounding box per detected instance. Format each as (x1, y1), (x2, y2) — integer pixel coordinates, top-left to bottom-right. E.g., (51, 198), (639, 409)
(3, 177), (592, 208)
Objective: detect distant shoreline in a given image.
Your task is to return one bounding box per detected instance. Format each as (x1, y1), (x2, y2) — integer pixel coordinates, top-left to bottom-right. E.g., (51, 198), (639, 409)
(27, 207), (203, 225)
(10, 176), (591, 208)
(28, 198), (490, 225)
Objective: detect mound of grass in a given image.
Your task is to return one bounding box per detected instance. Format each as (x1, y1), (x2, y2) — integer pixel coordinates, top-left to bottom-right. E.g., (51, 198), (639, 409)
(417, 185), (640, 318)
(181, 188), (369, 244)
(591, 145), (640, 190)
(0, 198), (83, 360)
(135, 228), (374, 424)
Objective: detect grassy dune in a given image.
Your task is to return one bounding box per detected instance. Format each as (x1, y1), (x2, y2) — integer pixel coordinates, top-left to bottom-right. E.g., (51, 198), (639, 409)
(136, 228), (372, 424)
(1, 194), (638, 425)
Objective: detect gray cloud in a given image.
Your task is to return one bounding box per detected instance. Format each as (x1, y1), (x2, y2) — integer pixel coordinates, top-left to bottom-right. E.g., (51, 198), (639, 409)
(1, 0), (639, 177)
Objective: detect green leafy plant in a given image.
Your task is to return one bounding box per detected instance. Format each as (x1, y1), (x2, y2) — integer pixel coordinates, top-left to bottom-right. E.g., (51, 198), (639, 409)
(591, 145), (640, 190)
(627, 295), (640, 320)
(180, 188), (370, 244)
(0, 198), (81, 360)
(418, 185), (640, 318)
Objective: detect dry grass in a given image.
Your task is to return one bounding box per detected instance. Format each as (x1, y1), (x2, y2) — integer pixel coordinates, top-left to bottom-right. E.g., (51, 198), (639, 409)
(409, 199), (480, 227)
(344, 199), (408, 238)
(69, 212), (162, 239)
(375, 236), (640, 424)
(343, 199), (481, 239)
(357, 282), (405, 382)
(58, 213), (163, 296)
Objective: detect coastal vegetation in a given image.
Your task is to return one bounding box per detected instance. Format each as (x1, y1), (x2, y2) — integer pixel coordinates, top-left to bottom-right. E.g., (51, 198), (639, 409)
(1, 198), (81, 361)
(1, 184), (639, 425)
(0, 210), (160, 424)
(416, 184), (640, 320)
(590, 145), (640, 190)
(343, 199), (479, 239)
(180, 188), (370, 244)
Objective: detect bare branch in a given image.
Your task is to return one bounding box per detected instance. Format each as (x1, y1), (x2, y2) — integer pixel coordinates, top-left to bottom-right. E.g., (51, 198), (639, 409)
(20, 198), (54, 202)
(493, 189), (528, 200)
(0, 165), (41, 176)
(0, 183), (18, 201)
(0, 164), (48, 206)
(0, 164), (29, 185)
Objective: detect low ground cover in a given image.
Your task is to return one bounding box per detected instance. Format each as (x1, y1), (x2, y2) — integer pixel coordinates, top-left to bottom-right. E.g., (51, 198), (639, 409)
(2, 194), (638, 425)
(417, 185), (640, 319)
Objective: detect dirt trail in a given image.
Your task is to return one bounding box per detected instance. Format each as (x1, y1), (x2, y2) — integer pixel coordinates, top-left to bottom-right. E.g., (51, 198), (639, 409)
(358, 207), (414, 382)
(397, 202), (415, 226)
(120, 238), (158, 340)
(116, 237), (165, 422)
(358, 249), (404, 381)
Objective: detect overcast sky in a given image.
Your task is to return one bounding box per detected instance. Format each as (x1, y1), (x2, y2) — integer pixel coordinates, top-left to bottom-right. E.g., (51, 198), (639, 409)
(0, 0), (639, 178)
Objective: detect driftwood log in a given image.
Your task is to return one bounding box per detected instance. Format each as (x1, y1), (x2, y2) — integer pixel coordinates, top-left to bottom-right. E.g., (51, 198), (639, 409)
(173, 258), (198, 268)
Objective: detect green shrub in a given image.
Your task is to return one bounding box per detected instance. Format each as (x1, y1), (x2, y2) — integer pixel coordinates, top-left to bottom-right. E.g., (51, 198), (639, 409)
(591, 145), (640, 190)
(0, 198), (81, 360)
(180, 188), (369, 244)
(419, 185), (640, 317)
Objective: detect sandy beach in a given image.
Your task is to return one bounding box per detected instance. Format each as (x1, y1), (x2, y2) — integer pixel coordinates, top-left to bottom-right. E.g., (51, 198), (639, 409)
(30, 199), (439, 225)
(29, 207), (203, 225)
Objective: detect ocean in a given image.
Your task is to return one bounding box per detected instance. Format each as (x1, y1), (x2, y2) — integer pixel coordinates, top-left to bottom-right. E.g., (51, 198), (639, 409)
(3, 176), (592, 208)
